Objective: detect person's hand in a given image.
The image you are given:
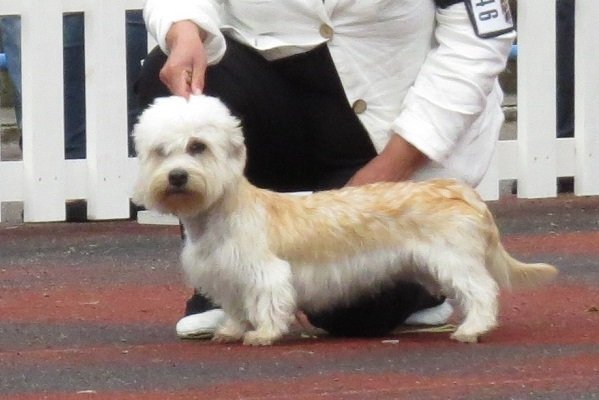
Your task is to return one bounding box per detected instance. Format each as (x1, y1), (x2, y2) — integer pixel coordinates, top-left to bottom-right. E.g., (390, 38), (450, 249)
(346, 134), (428, 186)
(161, 20), (208, 98)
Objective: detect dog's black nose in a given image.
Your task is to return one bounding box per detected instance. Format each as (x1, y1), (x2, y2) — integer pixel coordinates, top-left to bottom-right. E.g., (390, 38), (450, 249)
(168, 169), (188, 187)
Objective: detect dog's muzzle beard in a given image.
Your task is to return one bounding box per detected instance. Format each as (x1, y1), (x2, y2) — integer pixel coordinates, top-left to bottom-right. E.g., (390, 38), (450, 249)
(148, 168), (208, 217)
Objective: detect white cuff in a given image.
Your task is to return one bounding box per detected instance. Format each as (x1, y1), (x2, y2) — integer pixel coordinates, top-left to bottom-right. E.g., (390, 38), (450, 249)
(144, 1), (226, 65)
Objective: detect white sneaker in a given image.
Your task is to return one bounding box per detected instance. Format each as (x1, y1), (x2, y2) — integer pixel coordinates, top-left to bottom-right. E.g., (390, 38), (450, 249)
(175, 309), (227, 339)
(404, 299), (454, 326)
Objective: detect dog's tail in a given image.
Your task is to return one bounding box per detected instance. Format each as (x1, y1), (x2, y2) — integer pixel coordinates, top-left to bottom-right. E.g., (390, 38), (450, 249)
(486, 231), (558, 290)
(445, 180), (558, 290)
(436, 179), (558, 290)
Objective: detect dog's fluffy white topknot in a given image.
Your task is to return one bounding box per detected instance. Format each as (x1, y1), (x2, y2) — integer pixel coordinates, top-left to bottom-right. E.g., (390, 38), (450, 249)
(133, 95), (242, 160)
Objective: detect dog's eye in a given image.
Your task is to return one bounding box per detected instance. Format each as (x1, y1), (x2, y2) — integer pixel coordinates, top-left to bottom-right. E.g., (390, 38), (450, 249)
(188, 141), (207, 156)
(153, 146), (167, 158)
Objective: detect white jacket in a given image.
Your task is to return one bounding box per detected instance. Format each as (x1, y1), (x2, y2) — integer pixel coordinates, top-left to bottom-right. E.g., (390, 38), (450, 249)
(144, 0), (516, 186)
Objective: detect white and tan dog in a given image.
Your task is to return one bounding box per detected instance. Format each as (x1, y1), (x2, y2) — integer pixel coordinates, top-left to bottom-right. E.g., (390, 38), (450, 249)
(133, 95), (558, 345)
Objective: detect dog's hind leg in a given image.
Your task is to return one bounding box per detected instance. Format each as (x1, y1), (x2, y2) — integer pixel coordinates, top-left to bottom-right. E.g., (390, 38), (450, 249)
(450, 278), (498, 343)
(243, 258), (296, 346)
(424, 251), (499, 343)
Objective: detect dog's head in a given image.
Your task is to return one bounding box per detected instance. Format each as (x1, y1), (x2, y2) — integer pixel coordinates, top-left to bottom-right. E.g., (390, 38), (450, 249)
(132, 95), (246, 217)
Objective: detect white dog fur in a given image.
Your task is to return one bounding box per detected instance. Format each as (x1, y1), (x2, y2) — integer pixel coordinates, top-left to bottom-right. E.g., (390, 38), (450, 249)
(133, 95), (558, 345)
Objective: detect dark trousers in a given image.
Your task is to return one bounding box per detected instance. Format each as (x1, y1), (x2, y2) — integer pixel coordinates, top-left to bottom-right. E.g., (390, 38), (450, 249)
(137, 38), (377, 190)
(135, 37), (443, 336)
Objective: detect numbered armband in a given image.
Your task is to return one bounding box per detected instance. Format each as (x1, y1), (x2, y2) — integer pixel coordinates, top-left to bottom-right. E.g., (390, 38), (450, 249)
(435, 0), (463, 8)
(464, 0), (515, 38)
(434, 0), (514, 38)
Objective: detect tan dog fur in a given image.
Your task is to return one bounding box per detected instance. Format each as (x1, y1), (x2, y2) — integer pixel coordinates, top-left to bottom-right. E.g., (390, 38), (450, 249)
(133, 95), (558, 345)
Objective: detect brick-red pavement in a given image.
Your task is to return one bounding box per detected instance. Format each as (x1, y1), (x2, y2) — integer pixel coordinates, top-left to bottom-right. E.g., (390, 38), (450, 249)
(1, 196), (598, 399)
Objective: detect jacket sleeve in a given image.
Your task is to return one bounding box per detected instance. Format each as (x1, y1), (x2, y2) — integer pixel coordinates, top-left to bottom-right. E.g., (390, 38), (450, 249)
(391, 2), (516, 164)
(143, 0), (226, 65)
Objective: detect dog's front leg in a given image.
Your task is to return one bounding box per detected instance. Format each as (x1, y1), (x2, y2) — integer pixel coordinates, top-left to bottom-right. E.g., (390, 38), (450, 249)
(243, 258), (296, 346)
(213, 316), (250, 343)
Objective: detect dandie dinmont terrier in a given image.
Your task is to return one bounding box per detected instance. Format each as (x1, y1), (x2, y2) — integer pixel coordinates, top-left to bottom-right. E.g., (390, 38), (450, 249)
(133, 95), (558, 345)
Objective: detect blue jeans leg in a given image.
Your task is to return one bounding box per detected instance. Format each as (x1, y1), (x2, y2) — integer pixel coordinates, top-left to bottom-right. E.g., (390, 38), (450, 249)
(63, 13), (86, 159)
(0, 14), (87, 159)
(556, 0), (574, 139)
(0, 16), (22, 127)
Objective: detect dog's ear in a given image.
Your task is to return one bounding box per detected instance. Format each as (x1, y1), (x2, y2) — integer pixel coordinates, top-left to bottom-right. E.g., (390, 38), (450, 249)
(228, 128), (246, 160)
(226, 116), (246, 158)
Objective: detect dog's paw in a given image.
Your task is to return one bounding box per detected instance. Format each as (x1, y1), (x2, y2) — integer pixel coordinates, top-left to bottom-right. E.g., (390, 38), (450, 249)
(242, 331), (276, 346)
(212, 331), (243, 344)
(450, 331), (479, 344)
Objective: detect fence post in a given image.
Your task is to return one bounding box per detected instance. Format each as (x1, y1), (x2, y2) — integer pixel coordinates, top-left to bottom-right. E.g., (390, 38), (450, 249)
(574, 0), (599, 195)
(20, 0), (66, 221)
(476, 150), (500, 200)
(84, 0), (130, 220)
(516, 0), (557, 198)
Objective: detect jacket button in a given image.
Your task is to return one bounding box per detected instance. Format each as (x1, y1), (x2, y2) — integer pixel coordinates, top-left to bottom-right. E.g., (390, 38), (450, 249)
(352, 99), (367, 114)
(319, 24), (334, 39)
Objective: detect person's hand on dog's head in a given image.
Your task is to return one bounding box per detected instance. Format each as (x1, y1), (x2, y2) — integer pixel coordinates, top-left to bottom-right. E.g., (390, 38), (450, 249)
(162, 20), (208, 98)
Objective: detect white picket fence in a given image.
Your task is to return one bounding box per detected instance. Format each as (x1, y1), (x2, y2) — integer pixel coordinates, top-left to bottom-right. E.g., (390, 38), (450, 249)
(0, 1), (598, 223)
(478, 0), (599, 200)
(0, 0), (145, 222)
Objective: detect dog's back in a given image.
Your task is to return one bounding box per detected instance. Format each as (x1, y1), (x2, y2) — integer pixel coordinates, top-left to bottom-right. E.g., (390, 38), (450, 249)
(257, 179), (557, 331)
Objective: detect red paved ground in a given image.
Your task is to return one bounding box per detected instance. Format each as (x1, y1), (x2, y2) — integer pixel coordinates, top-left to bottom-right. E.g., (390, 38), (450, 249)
(1, 196), (598, 399)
